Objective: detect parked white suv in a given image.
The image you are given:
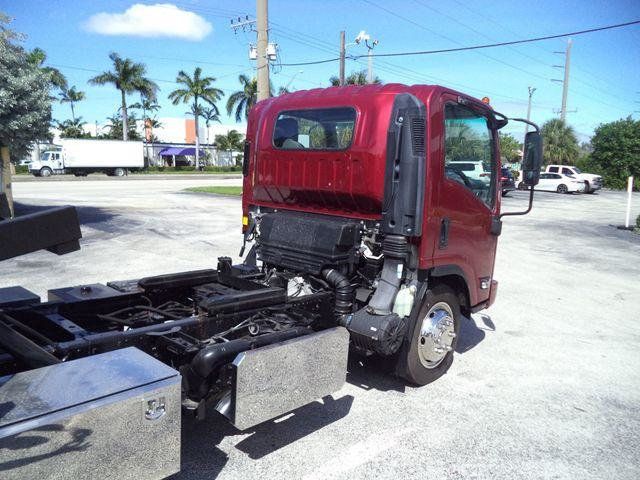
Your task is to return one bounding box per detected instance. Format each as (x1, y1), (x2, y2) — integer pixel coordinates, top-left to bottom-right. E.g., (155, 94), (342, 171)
(447, 160), (491, 184)
(545, 165), (602, 193)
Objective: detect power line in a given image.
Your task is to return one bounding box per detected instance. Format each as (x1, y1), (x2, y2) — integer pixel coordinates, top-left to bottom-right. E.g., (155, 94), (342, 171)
(280, 19), (640, 65)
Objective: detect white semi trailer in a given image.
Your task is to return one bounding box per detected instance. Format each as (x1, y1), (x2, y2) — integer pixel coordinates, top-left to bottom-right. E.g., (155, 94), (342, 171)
(29, 139), (144, 177)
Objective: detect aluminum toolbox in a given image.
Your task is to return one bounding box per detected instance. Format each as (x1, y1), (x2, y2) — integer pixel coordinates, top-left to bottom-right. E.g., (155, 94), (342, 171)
(220, 326), (350, 430)
(0, 347), (181, 480)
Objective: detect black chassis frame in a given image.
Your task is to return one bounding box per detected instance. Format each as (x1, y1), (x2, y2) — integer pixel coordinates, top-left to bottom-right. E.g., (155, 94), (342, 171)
(0, 257), (335, 404)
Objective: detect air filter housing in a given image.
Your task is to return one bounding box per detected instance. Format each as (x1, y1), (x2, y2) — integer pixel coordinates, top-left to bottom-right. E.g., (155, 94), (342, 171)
(256, 212), (360, 274)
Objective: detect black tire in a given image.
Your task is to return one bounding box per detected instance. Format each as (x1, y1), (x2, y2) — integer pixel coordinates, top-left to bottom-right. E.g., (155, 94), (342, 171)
(557, 184), (569, 194)
(501, 190), (509, 197)
(517, 182), (527, 191)
(583, 181), (590, 194)
(113, 168), (126, 177)
(397, 284), (461, 386)
(39, 167), (52, 177)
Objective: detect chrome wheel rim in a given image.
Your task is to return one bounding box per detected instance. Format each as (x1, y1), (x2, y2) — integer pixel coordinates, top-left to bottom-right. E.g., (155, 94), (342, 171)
(417, 301), (455, 369)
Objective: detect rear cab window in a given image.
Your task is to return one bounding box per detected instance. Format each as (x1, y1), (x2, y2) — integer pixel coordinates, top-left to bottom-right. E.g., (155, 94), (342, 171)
(272, 107), (356, 150)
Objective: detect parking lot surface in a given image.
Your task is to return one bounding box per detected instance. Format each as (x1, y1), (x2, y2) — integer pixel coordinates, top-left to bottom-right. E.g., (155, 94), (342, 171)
(2, 179), (639, 479)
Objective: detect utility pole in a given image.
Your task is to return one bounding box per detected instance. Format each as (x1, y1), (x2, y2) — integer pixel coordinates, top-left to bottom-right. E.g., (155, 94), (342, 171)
(560, 39), (572, 122)
(524, 86), (536, 136)
(339, 31), (346, 86)
(256, 0), (270, 101)
(552, 39), (572, 122)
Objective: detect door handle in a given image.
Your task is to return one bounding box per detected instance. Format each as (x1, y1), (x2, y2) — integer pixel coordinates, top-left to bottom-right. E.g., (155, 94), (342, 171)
(439, 217), (450, 249)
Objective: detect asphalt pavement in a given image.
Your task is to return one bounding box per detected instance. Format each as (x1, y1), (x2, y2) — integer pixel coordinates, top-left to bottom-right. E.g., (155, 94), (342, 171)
(2, 178), (639, 479)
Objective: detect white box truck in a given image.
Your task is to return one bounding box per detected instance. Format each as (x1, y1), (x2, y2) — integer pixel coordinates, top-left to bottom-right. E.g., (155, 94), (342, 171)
(29, 139), (144, 177)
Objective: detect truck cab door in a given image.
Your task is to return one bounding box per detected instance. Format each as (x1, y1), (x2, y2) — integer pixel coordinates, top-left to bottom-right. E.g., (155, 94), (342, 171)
(430, 95), (500, 308)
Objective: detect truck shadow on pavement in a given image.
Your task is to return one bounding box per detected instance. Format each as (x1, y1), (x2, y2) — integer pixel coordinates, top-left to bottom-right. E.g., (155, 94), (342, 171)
(174, 395), (354, 477)
(456, 314), (495, 354)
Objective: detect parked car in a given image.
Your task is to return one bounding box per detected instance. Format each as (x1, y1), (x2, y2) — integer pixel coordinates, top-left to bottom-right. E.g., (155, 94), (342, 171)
(500, 167), (516, 196)
(546, 165), (602, 193)
(448, 160), (491, 184)
(518, 172), (584, 194)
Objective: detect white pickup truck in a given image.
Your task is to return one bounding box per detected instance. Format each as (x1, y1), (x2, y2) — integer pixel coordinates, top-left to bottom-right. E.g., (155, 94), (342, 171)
(545, 165), (603, 193)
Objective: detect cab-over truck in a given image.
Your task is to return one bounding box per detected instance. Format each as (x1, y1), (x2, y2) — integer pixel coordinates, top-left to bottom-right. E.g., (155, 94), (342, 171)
(0, 84), (543, 479)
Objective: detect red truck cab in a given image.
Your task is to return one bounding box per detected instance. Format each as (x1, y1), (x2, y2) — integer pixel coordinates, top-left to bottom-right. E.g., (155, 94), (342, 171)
(238, 84), (545, 385)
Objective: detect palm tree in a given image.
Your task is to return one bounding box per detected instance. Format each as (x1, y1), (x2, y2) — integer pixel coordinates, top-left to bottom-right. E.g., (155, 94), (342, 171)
(329, 70), (381, 86)
(57, 117), (88, 139)
(89, 53), (158, 141)
(59, 86), (86, 122)
(201, 106), (221, 145)
(226, 75), (274, 122)
(541, 119), (579, 165)
(168, 67), (223, 168)
(215, 130), (244, 151)
(26, 47), (67, 91)
(131, 95), (160, 140)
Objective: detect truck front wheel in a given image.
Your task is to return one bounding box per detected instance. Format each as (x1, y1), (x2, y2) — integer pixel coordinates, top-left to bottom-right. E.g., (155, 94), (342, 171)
(113, 168), (126, 177)
(398, 284), (461, 386)
(583, 181), (591, 193)
(39, 167), (52, 177)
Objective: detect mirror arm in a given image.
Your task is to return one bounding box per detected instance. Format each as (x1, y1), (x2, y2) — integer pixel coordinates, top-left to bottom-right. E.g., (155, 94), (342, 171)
(508, 117), (540, 133)
(499, 185), (534, 219)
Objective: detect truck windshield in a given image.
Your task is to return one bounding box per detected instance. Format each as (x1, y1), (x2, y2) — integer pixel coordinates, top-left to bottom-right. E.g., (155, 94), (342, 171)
(273, 107), (356, 150)
(573, 167), (582, 174)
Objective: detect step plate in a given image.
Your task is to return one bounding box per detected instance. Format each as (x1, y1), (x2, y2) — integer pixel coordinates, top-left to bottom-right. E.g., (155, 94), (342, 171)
(230, 326), (349, 430)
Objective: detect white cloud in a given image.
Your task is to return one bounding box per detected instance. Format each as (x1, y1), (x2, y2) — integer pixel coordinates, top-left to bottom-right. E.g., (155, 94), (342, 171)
(85, 3), (212, 41)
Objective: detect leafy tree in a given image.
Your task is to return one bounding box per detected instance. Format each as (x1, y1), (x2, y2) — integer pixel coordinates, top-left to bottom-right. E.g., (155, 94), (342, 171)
(329, 70), (382, 86)
(57, 117), (90, 139)
(215, 130), (244, 151)
(26, 47), (67, 92)
(89, 53), (158, 141)
(590, 117), (640, 190)
(0, 14), (52, 161)
(59, 85), (85, 122)
(540, 119), (579, 165)
(169, 67), (222, 167)
(498, 132), (522, 163)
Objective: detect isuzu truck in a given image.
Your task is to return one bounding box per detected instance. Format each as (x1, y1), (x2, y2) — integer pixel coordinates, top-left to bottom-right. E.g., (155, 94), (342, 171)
(0, 84), (543, 479)
(28, 138), (144, 177)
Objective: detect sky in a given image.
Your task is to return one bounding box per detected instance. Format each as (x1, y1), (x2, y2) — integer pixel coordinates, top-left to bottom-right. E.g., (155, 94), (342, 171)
(2, 0), (640, 142)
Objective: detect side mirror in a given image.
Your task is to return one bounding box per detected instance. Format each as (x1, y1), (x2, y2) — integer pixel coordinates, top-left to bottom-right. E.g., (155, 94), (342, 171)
(521, 131), (543, 186)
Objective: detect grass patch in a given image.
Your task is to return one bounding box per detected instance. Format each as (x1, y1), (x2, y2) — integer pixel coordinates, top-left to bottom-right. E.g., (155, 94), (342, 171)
(185, 186), (242, 196)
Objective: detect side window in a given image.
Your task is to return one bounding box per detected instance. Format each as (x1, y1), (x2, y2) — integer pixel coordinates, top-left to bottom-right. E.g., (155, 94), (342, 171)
(562, 168), (573, 175)
(444, 103), (496, 207)
(552, 174), (562, 179)
(548, 166), (559, 173)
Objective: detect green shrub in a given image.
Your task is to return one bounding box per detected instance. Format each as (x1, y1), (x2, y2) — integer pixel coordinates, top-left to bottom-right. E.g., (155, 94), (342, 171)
(636, 214), (640, 231)
(14, 165), (28, 174)
(139, 165), (241, 174)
